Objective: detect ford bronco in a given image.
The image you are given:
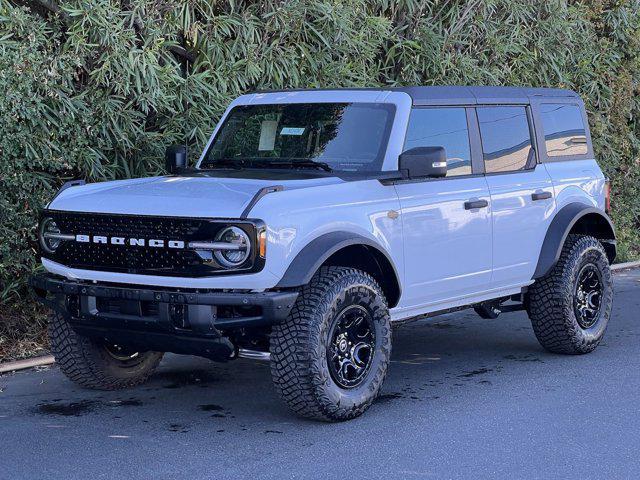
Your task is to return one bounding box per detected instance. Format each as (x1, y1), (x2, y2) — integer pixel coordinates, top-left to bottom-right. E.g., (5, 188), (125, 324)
(31, 86), (616, 421)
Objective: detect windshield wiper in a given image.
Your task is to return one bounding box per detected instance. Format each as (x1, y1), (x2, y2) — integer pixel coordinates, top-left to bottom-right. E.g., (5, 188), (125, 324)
(200, 158), (246, 169)
(200, 158), (333, 172)
(268, 159), (333, 172)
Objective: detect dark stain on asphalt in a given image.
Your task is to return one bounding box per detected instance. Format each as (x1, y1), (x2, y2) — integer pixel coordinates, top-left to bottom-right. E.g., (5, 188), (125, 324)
(425, 323), (461, 330)
(168, 423), (189, 433)
(458, 368), (492, 378)
(503, 354), (543, 363)
(199, 404), (224, 412)
(35, 400), (98, 416)
(156, 370), (216, 389)
(34, 397), (145, 417)
(211, 413), (226, 418)
(375, 392), (404, 403)
(264, 430), (283, 434)
(111, 399), (143, 407)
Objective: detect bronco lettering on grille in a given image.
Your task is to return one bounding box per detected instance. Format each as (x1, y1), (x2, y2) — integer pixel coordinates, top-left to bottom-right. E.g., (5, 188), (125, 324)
(75, 235), (185, 249)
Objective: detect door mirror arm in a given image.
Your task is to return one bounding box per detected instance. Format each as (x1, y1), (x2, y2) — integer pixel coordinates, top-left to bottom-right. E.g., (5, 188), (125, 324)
(165, 145), (188, 174)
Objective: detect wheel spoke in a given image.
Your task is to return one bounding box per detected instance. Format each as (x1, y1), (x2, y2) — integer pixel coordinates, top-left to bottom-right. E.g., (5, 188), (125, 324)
(326, 305), (376, 389)
(574, 263), (604, 329)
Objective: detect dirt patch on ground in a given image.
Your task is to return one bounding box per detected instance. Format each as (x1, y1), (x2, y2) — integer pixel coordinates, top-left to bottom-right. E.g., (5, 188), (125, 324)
(0, 303), (49, 364)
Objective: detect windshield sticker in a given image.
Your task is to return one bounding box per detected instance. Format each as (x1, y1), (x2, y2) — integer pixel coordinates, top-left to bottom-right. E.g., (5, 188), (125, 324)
(258, 120), (278, 151)
(281, 127), (305, 136)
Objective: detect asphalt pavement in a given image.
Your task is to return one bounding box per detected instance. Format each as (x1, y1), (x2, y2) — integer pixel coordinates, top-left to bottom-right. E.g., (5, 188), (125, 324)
(1, 269), (639, 479)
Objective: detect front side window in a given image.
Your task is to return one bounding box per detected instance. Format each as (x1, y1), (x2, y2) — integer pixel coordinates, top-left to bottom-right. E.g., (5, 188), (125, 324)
(200, 103), (395, 172)
(477, 106), (533, 173)
(540, 104), (588, 157)
(403, 107), (472, 177)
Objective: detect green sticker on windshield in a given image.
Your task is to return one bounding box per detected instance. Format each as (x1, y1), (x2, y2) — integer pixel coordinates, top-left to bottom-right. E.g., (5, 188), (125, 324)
(281, 127), (305, 136)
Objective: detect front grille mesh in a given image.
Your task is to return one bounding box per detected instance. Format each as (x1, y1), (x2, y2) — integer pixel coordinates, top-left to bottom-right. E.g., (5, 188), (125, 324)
(43, 211), (257, 277)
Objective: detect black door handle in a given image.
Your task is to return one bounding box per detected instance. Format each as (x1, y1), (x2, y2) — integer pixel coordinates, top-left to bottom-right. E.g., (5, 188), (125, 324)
(531, 191), (552, 201)
(464, 199), (489, 210)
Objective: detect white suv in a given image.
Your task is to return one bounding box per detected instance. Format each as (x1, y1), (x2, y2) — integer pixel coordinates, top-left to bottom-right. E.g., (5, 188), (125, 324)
(32, 86), (616, 421)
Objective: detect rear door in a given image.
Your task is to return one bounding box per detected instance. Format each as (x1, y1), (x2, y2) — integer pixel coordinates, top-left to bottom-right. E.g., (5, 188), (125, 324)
(394, 107), (492, 308)
(475, 105), (555, 287)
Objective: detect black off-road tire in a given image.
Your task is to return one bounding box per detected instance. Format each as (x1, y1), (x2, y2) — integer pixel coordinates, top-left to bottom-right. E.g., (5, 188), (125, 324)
(270, 266), (391, 421)
(527, 234), (613, 354)
(49, 312), (164, 390)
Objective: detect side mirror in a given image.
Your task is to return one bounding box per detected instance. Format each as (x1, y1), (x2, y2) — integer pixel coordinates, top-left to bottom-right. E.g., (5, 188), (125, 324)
(399, 146), (447, 179)
(165, 145), (187, 174)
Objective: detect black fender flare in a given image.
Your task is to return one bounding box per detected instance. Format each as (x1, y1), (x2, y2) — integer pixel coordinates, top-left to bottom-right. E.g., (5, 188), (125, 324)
(276, 231), (401, 293)
(533, 202), (616, 279)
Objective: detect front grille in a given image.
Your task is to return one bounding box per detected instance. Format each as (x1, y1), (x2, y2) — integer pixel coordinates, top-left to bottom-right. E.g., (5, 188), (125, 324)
(41, 211), (262, 277)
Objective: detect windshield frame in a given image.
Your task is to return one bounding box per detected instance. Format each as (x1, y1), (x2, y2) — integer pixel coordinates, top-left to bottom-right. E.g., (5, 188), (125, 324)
(198, 101), (397, 174)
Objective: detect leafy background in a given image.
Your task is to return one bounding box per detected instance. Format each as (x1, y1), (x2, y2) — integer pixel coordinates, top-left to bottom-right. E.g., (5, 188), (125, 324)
(1, 0), (639, 361)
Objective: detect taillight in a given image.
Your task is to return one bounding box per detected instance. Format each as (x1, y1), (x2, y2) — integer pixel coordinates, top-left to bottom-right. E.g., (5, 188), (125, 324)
(604, 179), (611, 214)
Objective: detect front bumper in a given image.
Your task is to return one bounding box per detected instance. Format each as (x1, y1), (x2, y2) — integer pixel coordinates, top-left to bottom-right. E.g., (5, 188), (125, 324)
(30, 273), (298, 360)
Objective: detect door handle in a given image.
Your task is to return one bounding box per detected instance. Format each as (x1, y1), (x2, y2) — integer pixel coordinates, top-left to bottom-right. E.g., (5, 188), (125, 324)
(531, 191), (552, 201)
(464, 199), (489, 210)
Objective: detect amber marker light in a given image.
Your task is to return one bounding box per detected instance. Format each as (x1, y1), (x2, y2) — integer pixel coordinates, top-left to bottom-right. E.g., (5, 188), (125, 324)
(259, 229), (267, 258)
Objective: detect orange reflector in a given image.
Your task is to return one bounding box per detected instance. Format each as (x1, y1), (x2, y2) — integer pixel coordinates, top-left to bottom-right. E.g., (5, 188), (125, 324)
(259, 230), (267, 257)
(604, 179), (611, 214)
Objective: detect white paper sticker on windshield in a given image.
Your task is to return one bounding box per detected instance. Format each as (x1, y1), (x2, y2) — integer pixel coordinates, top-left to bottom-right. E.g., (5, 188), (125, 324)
(281, 127), (305, 136)
(258, 120), (278, 151)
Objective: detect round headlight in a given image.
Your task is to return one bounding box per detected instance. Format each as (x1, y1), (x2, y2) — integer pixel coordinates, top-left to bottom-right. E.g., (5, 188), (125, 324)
(39, 217), (62, 253)
(214, 226), (251, 268)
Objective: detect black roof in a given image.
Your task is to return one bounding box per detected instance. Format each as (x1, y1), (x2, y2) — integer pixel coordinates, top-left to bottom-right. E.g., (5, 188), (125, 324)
(252, 86), (580, 106)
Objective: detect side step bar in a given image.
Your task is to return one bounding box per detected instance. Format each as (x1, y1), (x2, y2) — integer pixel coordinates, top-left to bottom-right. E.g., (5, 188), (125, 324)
(237, 349), (271, 361)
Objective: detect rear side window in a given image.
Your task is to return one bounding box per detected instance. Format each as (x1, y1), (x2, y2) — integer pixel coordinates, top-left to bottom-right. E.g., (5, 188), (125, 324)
(540, 104), (588, 157)
(403, 108), (472, 177)
(477, 106), (533, 173)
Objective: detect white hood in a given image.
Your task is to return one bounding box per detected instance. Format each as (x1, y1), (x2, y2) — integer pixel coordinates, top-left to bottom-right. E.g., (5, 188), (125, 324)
(49, 174), (343, 218)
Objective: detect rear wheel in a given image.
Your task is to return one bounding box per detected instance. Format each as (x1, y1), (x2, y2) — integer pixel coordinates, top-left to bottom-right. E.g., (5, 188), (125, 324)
(49, 312), (163, 390)
(527, 235), (613, 354)
(270, 267), (391, 421)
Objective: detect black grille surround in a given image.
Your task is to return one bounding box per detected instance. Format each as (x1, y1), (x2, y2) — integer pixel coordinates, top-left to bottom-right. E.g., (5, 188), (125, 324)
(40, 210), (265, 277)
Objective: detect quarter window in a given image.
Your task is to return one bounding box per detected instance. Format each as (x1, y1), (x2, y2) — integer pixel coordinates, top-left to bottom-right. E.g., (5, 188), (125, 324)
(403, 108), (472, 177)
(540, 104), (588, 157)
(477, 106), (533, 173)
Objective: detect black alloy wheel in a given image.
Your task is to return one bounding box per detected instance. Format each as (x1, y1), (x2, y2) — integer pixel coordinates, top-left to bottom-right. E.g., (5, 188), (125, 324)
(327, 305), (376, 389)
(573, 264), (603, 329)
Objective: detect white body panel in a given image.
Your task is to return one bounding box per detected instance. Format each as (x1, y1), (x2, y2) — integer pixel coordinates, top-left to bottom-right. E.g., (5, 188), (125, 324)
(485, 165), (555, 288)
(393, 176), (492, 308)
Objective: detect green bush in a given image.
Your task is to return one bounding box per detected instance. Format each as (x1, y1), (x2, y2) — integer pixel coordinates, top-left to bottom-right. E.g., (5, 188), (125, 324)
(0, 0), (639, 359)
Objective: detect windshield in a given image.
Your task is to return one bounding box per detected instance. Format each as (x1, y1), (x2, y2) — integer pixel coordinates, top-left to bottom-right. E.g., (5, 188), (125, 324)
(199, 103), (396, 172)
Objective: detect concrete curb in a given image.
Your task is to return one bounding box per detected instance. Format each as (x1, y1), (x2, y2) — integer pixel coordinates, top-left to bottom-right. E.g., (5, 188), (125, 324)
(611, 260), (640, 271)
(0, 355), (55, 374)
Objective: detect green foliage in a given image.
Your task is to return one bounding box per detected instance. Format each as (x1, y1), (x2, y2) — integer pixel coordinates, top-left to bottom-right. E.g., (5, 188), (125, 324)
(1, 0), (639, 313)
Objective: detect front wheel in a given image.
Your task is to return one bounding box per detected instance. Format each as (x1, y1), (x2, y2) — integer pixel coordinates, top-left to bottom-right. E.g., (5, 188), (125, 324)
(527, 235), (613, 354)
(49, 312), (164, 390)
(270, 267), (391, 421)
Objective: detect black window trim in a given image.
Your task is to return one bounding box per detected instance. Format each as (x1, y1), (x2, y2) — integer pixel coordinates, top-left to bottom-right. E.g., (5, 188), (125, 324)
(388, 99), (592, 186)
(400, 105), (481, 179)
(529, 98), (594, 163)
(475, 104), (538, 176)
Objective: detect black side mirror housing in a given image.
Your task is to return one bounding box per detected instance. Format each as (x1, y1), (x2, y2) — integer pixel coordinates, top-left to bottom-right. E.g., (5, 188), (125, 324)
(399, 146), (447, 179)
(165, 145), (187, 174)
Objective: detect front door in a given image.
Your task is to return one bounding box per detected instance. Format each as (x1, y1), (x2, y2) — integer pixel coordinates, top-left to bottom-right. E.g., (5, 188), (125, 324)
(394, 107), (492, 309)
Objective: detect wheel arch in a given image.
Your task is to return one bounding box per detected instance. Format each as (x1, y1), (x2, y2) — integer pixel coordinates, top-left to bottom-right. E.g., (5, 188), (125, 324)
(533, 202), (616, 279)
(276, 232), (401, 308)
